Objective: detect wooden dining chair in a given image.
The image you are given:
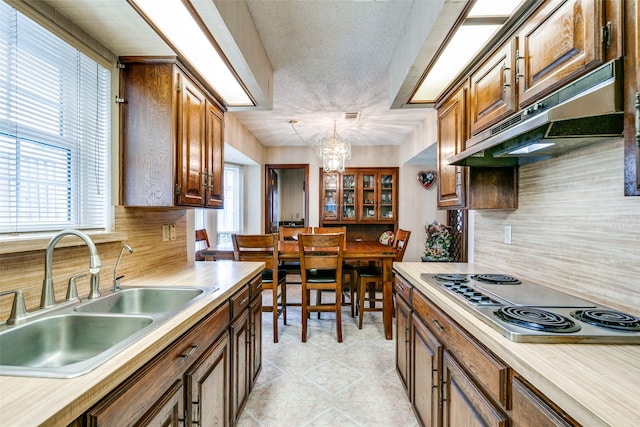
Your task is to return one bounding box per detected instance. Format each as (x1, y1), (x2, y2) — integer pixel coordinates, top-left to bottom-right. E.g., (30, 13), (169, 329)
(298, 233), (344, 343)
(312, 226), (355, 317)
(279, 227), (312, 302)
(195, 229), (210, 261)
(355, 229), (411, 329)
(232, 233), (287, 343)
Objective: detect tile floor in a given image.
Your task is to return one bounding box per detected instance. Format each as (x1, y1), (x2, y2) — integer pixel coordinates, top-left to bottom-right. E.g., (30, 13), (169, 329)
(237, 286), (419, 427)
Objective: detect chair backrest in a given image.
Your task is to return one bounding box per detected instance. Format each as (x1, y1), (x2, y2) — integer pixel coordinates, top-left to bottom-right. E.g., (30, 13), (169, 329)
(279, 226), (312, 241)
(313, 226), (347, 245)
(392, 229), (411, 262)
(298, 233), (344, 278)
(195, 229), (210, 246)
(232, 233), (279, 271)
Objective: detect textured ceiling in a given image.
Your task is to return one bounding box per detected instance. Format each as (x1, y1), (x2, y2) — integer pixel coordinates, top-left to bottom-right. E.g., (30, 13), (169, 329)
(40, 0), (438, 152)
(234, 0), (434, 148)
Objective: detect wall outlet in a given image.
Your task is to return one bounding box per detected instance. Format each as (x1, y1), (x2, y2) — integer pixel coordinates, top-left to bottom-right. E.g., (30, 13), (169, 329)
(162, 224), (169, 242)
(504, 225), (512, 245)
(169, 224), (176, 241)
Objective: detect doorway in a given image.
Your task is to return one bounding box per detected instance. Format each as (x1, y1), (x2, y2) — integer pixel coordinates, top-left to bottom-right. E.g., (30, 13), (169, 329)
(264, 164), (309, 233)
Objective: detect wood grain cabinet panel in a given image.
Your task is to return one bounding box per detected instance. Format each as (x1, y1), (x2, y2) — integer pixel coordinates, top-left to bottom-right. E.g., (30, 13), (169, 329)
(624, 0), (640, 196)
(517, 0), (604, 108)
(120, 57), (224, 208)
(412, 313), (442, 427)
(511, 375), (578, 427)
(469, 39), (517, 136)
(437, 83), (467, 209)
(442, 352), (508, 427)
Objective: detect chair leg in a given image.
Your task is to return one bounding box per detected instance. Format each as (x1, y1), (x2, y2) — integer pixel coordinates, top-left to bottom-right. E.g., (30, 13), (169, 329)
(358, 278), (365, 329)
(301, 285), (308, 343)
(272, 284), (279, 344)
(336, 284), (343, 343)
(282, 280), (287, 325)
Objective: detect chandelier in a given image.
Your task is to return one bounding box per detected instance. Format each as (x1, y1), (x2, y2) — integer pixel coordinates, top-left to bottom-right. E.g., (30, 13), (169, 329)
(316, 122), (351, 173)
(288, 120), (352, 173)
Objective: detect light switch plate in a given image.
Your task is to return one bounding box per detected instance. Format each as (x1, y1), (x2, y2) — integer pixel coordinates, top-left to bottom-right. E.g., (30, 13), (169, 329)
(504, 225), (512, 244)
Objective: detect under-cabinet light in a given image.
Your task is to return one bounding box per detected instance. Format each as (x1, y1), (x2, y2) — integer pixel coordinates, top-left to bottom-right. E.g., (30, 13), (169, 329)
(129, 0), (253, 107)
(502, 142), (554, 156)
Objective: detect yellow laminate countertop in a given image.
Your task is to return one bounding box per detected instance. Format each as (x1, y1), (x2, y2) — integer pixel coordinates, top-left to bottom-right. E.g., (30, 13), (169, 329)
(394, 262), (640, 427)
(0, 261), (264, 427)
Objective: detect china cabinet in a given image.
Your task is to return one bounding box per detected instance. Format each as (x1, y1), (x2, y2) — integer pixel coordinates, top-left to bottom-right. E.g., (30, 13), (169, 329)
(320, 168), (398, 226)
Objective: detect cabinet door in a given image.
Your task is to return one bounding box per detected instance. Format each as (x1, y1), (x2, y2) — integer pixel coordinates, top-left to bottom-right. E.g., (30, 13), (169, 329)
(517, 0), (604, 108)
(177, 73), (207, 206)
(469, 39), (516, 137)
(442, 352), (508, 427)
(186, 332), (230, 427)
(135, 380), (185, 427)
(359, 172), (377, 221)
(340, 172), (357, 221)
(205, 100), (224, 208)
(437, 85), (467, 208)
(231, 309), (250, 423)
(395, 295), (411, 395)
(250, 297), (262, 389)
(378, 172), (395, 221)
(321, 172), (339, 222)
(511, 375), (575, 427)
(412, 314), (443, 427)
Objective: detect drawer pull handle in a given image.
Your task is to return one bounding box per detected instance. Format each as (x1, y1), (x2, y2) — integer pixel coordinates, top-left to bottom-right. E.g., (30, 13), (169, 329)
(432, 319), (445, 332)
(240, 296), (249, 306)
(181, 344), (199, 359)
(397, 285), (404, 291)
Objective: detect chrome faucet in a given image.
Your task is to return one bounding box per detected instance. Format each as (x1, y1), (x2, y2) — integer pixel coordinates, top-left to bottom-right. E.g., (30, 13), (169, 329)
(42, 229), (102, 308)
(113, 244), (134, 292)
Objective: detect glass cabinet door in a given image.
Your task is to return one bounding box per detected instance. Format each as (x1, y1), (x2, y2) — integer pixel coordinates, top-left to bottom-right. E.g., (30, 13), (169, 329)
(379, 173), (394, 220)
(322, 173), (338, 221)
(341, 173), (356, 220)
(361, 173), (376, 220)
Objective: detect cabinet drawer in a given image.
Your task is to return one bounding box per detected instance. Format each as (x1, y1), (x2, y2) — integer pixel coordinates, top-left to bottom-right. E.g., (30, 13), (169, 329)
(394, 273), (412, 304)
(231, 285), (250, 320)
(413, 290), (508, 406)
(249, 275), (263, 302)
(511, 375), (578, 427)
(86, 302), (230, 425)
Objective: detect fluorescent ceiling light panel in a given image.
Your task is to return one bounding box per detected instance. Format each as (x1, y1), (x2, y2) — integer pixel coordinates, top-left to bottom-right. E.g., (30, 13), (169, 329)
(468, 0), (522, 17)
(131, 0), (253, 106)
(411, 24), (499, 102)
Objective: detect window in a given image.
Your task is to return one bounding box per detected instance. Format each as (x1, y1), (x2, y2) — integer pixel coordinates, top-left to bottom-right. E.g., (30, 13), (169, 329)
(217, 164), (243, 244)
(0, 2), (110, 233)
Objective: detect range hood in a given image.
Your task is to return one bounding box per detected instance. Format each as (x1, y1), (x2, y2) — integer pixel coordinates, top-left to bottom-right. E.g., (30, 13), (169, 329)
(449, 60), (624, 167)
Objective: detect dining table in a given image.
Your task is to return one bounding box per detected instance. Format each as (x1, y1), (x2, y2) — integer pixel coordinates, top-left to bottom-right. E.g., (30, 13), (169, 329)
(201, 240), (398, 339)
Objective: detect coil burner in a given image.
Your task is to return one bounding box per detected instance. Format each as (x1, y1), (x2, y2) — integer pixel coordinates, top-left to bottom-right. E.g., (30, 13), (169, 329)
(495, 306), (581, 333)
(472, 274), (521, 285)
(434, 274), (469, 283)
(571, 309), (640, 332)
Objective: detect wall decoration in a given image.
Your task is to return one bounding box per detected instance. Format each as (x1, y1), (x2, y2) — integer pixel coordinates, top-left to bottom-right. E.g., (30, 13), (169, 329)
(417, 171), (437, 189)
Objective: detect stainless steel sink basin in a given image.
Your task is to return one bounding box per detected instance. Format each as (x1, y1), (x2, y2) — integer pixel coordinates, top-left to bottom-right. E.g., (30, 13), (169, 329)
(0, 314), (153, 378)
(74, 287), (206, 315)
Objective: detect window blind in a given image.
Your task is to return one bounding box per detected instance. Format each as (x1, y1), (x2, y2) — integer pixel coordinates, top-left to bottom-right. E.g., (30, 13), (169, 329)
(0, 2), (110, 233)
(217, 164), (243, 243)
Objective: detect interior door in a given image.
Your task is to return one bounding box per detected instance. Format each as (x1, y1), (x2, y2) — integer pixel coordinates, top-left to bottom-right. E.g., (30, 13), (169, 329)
(268, 169), (278, 233)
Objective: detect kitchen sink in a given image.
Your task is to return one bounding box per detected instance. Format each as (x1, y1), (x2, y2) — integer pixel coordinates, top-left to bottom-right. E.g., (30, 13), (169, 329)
(74, 287), (206, 315)
(0, 313), (154, 378)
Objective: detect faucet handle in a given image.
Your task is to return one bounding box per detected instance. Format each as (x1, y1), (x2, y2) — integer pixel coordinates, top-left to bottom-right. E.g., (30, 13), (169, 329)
(66, 273), (87, 301)
(0, 290), (27, 325)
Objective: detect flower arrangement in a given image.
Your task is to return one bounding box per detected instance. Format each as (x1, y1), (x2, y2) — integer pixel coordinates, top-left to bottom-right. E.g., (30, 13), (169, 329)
(423, 221), (453, 261)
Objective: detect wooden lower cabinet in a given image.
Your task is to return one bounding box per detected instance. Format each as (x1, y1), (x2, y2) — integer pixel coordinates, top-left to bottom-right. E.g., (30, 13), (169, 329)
(412, 313), (442, 427)
(442, 352), (507, 427)
(394, 273), (581, 427)
(82, 276), (263, 427)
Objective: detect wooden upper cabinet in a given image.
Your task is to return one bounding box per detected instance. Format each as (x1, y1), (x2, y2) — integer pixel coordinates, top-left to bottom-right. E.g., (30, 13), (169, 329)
(177, 74), (207, 207)
(205, 100), (224, 208)
(437, 84), (467, 209)
(517, 0), (605, 108)
(469, 39), (517, 137)
(119, 57), (225, 208)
